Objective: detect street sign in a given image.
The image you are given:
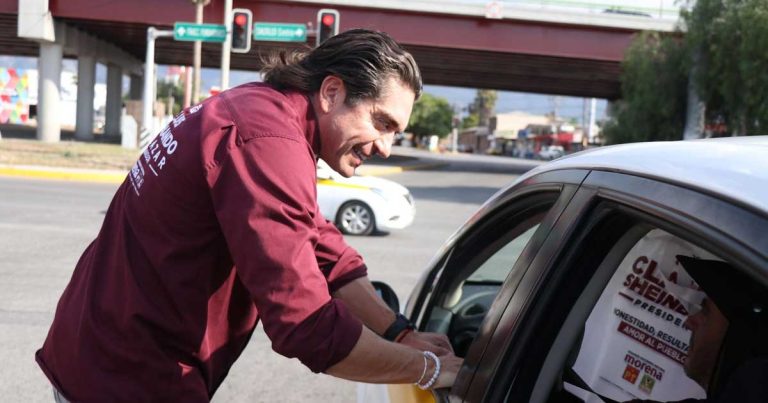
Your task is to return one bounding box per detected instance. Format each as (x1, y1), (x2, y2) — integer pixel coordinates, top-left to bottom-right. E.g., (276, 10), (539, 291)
(173, 22), (226, 42)
(253, 22), (307, 42)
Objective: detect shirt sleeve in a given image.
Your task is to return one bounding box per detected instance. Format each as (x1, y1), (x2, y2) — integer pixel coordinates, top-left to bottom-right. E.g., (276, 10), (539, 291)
(206, 126), (362, 373)
(313, 209), (368, 293)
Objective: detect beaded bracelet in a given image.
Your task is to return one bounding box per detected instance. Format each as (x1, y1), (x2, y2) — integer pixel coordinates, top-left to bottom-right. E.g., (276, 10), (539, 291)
(416, 351), (441, 390)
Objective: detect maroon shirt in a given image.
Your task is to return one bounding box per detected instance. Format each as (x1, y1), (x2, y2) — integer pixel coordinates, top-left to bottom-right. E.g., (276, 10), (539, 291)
(36, 83), (366, 402)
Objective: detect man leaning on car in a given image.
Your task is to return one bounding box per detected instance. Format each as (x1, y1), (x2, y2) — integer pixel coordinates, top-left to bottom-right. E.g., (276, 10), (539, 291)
(36, 29), (462, 402)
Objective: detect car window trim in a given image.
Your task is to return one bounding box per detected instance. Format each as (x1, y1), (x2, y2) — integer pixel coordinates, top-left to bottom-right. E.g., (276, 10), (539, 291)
(526, 223), (653, 403)
(450, 184), (585, 401)
(582, 171), (768, 274)
(584, 171), (768, 287)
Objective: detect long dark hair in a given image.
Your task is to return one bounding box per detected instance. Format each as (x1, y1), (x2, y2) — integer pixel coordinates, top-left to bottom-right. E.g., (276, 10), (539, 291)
(262, 29), (422, 104)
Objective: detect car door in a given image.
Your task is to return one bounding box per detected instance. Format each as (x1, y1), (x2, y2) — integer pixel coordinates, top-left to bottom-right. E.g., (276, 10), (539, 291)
(457, 170), (768, 402)
(387, 169), (590, 403)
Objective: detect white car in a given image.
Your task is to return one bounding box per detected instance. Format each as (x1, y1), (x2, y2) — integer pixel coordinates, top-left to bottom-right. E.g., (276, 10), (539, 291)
(537, 145), (565, 160)
(365, 136), (768, 403)
(316, 160), (415, 236)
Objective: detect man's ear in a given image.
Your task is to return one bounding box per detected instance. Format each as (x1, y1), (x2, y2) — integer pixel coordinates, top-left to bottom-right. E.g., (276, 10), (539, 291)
(318, 75), (346, 113)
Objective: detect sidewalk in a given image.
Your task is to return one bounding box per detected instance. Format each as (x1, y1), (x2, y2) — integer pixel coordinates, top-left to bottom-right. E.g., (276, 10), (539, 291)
(0, 129), (446, 183)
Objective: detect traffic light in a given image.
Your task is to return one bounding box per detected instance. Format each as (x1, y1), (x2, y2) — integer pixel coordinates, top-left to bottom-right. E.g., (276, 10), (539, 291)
(316, 9), (339, 47)
(231, 8), (252, 53)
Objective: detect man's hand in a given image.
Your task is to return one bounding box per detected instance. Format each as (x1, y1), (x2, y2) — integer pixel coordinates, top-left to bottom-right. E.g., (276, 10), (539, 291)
(434, 352), (463, 390)
(399, 331), (454, 357)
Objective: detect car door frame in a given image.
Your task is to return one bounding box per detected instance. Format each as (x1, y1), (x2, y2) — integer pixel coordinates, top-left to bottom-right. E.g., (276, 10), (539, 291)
(457, 169), (768, 402)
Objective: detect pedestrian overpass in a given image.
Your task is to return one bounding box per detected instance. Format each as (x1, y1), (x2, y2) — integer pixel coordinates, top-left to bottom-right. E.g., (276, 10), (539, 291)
(1, 0), (681, 143)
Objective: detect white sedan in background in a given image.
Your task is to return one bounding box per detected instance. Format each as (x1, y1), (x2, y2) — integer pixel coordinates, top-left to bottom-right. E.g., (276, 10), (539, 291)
(317, 160), (415, 236)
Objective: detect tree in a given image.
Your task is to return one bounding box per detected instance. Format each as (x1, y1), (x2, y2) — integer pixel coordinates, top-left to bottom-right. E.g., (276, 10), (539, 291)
(156, 79), (185, 116)
(602, 32), (688, 144)
(471, 89), (498, 127)
(407, 93), (453, 144)
(684, 0), (768, 135)
(607, 0), (768, 143)
(461, 113), (479, 129)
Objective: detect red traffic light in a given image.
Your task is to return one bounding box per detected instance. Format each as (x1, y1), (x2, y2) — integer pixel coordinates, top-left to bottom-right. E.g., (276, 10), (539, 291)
(231, 8), (252, 53)
(322, 14), (335, 26)
(316, 9), (339, 47)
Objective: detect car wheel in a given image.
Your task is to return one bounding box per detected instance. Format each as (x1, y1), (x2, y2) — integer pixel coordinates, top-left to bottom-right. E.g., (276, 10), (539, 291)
(336, 201), (375, 236)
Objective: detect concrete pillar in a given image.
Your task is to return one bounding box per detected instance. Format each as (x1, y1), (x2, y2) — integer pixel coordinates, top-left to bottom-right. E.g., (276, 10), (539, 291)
(129, 74), (143, 100)
(104, 64), (123, 138)
(37, 41), (63, 142)
(75, 54), (96, 140)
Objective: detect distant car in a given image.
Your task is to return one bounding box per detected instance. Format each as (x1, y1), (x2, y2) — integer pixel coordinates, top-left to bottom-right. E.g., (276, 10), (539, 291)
(363, 137), (768, 402)
(316, 159), (415, 236)
(537, 145), (565, 160)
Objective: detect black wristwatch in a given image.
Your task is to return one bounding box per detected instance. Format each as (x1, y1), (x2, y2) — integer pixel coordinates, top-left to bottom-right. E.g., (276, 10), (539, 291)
(383, 313), (415, 341)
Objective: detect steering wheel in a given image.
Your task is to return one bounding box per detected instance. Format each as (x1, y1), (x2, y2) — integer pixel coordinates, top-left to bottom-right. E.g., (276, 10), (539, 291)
(447, 290), (498, 357)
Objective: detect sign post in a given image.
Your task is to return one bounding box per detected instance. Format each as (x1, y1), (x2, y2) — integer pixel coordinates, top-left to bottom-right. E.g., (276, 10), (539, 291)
(141, 27), (174, 149)
(253, 23), (307, 42)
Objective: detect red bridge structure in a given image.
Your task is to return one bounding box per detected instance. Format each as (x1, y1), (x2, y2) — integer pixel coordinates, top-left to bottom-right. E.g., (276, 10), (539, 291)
(0, 0), (678, 142)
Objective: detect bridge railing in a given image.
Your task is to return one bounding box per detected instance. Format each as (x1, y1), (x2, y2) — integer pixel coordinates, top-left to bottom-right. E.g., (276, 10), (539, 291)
(422, 0), (684, 20)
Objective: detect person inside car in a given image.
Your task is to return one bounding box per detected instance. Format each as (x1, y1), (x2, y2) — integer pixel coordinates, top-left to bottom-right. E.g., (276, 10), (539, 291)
(631, 256), (768, 403)
(36, 29), (462, 402)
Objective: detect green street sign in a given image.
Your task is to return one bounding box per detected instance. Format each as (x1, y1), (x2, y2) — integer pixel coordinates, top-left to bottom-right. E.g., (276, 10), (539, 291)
(253, 22), (307, 42)
(173, 22), (226, 42)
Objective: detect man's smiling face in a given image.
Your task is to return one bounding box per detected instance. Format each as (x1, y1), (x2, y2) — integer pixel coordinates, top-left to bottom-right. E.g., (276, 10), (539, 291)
(315, 75), (415, 177)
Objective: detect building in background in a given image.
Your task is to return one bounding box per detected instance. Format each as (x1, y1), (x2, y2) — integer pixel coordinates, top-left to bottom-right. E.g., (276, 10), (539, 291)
(0, 67), (107, 131)
(0, 67), (33, 125)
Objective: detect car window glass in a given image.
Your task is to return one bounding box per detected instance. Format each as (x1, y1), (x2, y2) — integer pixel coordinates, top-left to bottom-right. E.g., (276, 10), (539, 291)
(421, 194), (558, 358)
(467, 225), (539, 283)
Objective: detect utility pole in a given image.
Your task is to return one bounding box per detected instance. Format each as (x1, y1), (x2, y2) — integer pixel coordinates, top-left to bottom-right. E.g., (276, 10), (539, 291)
(452, 104), (461, 153)
(190, 0), (211, 104)
(221, 0), (233, 90)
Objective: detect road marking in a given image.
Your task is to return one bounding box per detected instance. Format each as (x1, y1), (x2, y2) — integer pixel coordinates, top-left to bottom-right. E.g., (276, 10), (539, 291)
(0, 166), (126, 183)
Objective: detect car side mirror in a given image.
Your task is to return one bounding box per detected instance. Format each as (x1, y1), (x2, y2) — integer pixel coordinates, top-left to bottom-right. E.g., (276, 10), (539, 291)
(372, 281), (400, 313)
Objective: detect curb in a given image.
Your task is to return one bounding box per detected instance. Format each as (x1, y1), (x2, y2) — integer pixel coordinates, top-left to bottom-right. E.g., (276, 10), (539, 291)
(0, 165), (127, 184)
(0, 161), (448, 183)
(357, 162), (448, 176)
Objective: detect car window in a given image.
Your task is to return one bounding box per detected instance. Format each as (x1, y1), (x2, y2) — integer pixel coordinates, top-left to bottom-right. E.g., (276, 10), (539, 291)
(561, 228), (715, 402)
(495, 213), (767, 403)
(467, 225), (539, 283)
(417, 192), (561, 358)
